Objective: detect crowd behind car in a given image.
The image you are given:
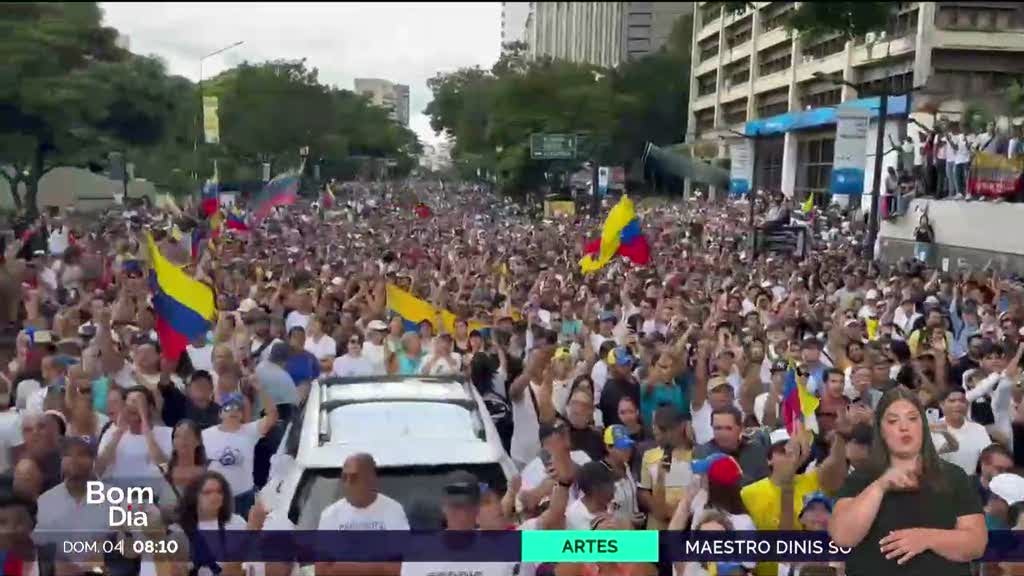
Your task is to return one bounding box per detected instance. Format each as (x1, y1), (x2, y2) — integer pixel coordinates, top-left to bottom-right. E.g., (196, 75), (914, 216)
(0, 180), (1021, 576)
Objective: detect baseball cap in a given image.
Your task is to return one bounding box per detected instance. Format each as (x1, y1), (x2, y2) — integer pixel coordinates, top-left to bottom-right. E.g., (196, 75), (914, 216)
(865, 289), (879, 300)
(367, 320), (388, 331)
(800, 491), (834, 517)
(237, 298), (259, 313)
(925, 295), (941, 306)
(603, 425), (635, 451)
(599, 311), (617, 324)
(607, 347), (634, 367)
(691, 453), (742, 487)
(442, 470), (482, 507)
(707, 375), (731, 393)
(221, 393), (245, 412)
(990, 473), (1024, 507)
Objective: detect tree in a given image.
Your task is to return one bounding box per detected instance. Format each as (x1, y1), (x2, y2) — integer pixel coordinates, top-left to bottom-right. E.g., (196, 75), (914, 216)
(785, 2), (893, 42)
(0, 3), (175, 215)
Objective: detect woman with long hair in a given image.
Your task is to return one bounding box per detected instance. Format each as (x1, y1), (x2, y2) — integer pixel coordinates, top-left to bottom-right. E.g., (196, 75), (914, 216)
(173, 471), (247, 576)
(829, 387), (986, 573)
(159, 419), (208, 518)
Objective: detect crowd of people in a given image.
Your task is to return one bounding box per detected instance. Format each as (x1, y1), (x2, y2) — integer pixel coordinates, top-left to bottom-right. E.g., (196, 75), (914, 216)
(0, 179), (1021, 576)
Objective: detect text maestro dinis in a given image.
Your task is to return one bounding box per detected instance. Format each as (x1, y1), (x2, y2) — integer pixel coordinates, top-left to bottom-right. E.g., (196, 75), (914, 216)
(686, 539), (852, 555)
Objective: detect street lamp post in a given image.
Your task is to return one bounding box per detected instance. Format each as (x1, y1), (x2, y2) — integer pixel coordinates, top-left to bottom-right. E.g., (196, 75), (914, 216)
(194, 41), (244, 182)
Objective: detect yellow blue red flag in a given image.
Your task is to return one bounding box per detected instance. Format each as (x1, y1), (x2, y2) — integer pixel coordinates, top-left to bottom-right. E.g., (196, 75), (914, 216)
(580, 195), (650, 273)
(146, 233), (216, 361)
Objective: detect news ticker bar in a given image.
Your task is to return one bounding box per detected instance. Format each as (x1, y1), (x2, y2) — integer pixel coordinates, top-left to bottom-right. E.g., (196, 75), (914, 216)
(44, 530), (1024, 563)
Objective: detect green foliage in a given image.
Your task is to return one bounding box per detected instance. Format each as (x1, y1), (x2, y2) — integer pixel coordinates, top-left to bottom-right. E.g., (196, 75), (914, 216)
(1008, 80), (1024, 118)
(785, 2), (893, 42)
(424, 13), (692, 194)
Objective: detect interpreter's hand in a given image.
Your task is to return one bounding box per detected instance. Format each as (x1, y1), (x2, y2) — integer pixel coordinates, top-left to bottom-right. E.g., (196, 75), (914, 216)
(879, 528), (932, 565)
(877, 460), (920, 492)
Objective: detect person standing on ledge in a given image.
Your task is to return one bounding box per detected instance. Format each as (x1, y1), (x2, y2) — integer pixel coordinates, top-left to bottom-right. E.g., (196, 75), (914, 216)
(828, 387), (986, 576)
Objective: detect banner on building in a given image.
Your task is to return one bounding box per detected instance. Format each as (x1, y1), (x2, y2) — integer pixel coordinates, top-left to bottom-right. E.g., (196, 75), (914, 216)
(968, 152), (1024, 198)
(728, 141), (753, 196)
(830, 107), (870, 195)
(203, 96), (220, 144)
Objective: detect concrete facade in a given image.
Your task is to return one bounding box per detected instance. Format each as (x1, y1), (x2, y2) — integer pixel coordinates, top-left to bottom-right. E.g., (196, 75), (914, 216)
(526, 2), (692, 67)
(687, 2), (1024, 199)
(354, 78), (410, 127)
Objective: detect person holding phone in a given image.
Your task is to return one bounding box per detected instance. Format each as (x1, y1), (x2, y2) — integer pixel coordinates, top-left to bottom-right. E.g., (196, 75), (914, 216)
(829, 387), (986, 574)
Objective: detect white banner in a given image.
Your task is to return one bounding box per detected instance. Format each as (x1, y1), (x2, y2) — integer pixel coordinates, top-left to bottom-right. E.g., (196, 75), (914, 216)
(729, 140), (753, 196)
(831, 107), (869, 195)
(202, 96), (220, 144)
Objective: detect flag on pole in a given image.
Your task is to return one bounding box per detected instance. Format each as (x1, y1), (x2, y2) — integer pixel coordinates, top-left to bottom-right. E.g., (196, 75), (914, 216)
(253, 173), (300, 222)
(580, 195), (650, 273)
(146, 233), (216, 361)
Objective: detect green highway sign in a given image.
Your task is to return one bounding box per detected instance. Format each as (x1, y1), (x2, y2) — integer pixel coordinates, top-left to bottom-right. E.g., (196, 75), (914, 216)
(530, 133), (577, 160)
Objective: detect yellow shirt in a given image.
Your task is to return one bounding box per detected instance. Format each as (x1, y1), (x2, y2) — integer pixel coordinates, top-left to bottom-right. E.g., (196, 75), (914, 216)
(740, 470), (822, 576)
(639, 446), (692, 529)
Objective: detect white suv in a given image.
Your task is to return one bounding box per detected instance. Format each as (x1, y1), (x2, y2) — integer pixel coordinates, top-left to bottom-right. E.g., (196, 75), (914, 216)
(258, 375), (517, 530)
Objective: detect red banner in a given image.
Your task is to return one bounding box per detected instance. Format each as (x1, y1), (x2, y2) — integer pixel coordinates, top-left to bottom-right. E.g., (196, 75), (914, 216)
(967, 152), (1024, 198)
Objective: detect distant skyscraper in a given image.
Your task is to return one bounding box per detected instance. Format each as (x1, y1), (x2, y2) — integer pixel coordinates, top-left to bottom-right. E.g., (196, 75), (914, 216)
(353, 78), (410, 127)
(502, 2), (532, 49)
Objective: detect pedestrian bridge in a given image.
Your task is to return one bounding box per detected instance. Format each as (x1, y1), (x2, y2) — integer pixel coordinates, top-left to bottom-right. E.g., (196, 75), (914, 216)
(879, 198), (1024, 273)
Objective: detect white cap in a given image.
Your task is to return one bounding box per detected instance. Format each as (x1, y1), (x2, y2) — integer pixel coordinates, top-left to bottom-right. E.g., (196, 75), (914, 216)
(865, 289), (879, 300)
(331, 277), (344, 287)
(925, 295), (941, 306)
(237, 298), (259, 313)
(990, 473), (1024, 506)
(367, 320), (388, 331)
(769, 428), (791, 445)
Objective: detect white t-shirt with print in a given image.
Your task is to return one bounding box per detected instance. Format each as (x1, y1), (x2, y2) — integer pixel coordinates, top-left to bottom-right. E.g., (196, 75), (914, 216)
(98, 425), (174, 484)
(333, 355), (375, 378)
(203, 421), (263, 495)
(363, 341), (388, 375)
(317, 493), (410, 530)
(305, 335), (338, 360)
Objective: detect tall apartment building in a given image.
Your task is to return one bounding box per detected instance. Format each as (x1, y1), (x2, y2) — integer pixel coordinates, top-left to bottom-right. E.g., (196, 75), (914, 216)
(354, 78), (410, 127)
(526, 2), (692, 67)
(687, 2), (1024, 199)
(502, 2), (532, 48)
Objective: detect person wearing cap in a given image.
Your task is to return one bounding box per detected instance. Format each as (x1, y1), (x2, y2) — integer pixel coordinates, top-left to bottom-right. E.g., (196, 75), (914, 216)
(33, 437), (109, 551)
(679, 453), (756, 532)
(777, 492), (838, 576)
(402, 471), (518, 576)
(600, 425), (642, 527)
(362, 319), (390, 374)
(858, 289), (881, 320)
(592, 311), (618, 352)
(985, 472), (1024, 530)
(202, 370), (278, 519)
(693, 405), (770, 487)
(597, 346), (640, 429)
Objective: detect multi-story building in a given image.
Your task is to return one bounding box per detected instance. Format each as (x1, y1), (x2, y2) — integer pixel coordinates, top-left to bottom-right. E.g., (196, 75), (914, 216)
(354, 78), (410, 127)
(687, 2), (1024, 200)
(502, 2), (532, 48)
(526, 2), (693, 67)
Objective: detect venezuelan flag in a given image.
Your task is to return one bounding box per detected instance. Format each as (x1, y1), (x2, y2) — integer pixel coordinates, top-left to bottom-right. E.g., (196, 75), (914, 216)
(386, 284), (487, 334)
(781, 365), (819, 435)
(200, 179), (219, 217)
(146, 233), (216, 361)
(226, 209), (249, 232)
(254, 173), (300, 222)
(580, 195), (650, 273)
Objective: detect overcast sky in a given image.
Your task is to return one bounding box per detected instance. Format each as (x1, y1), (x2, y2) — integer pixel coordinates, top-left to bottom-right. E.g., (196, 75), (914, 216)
(100, 2), (502, 145)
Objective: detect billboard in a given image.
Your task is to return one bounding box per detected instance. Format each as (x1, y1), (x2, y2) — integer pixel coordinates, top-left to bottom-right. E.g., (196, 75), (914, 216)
(830, 107), (869, 195)
(729, 140), (753, 196)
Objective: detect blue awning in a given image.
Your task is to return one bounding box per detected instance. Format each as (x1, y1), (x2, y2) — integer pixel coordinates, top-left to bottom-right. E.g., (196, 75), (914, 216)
(744, 95), (908, 137)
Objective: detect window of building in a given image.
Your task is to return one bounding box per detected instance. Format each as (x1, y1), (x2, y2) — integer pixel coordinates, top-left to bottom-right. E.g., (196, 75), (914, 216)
(800, 88), (841, 110)
(859, 71), (913, 97)
(755, 137), (785, 191)
(725, 17), (753, 48)
(695, 108), (716, 133)
(698, 71), (718, 97)
(935, 4), (1023, 31)
(723, 99), (748, 126)
(723, 57), (750, 89)
(802, 36), (845, 60)
(700, 3), (722, 27)
(797, 137), (835, 200)
(760, 2), (794, 33)
(699, 36), (720, 62)
(759, 52), (791, 77)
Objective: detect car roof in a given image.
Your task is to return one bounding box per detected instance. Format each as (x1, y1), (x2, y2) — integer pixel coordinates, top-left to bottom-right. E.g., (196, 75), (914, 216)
(324, 377), (472, 403)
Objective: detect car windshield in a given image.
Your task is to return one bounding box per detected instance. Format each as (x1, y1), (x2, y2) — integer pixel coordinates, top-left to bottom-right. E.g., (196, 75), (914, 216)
(326, 401), (482, 444)
(288, 464), (507, 529)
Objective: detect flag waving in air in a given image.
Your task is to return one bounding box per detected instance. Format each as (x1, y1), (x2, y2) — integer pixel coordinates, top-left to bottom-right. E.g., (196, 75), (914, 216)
(253, 173), (300, 222)
(781, 364), (819, 435)
(580, 195), (650, 273)
(226, 208), (250, 232)
(146, 233), (216, 361)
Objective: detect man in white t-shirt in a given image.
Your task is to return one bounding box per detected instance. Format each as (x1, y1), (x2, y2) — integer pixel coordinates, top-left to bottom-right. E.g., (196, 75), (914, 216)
(317, 454), (409, 575)
(401, 470), (518, 576)
(285, 290), (315, 332)
(421, 334), (462, 376)
(938, 388), (992, 475)
(362, 320), (390, 375)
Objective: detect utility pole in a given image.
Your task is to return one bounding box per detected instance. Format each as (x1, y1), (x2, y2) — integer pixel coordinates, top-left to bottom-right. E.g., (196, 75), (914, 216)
(866, 82), (888, 260)
(194, 41), (244, 184)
